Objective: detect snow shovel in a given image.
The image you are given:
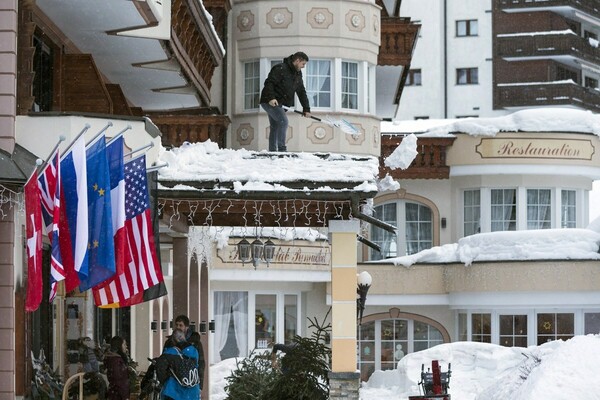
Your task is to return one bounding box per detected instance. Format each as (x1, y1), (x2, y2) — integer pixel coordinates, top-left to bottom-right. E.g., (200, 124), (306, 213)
(281, 105), (360, 135)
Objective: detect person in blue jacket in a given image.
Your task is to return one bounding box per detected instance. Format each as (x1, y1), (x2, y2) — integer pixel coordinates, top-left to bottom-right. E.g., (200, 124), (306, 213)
(155, 329), (200, 399)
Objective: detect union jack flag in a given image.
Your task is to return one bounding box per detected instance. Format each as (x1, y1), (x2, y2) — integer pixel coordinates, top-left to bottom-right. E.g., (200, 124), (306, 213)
(37, 150), (65, 301)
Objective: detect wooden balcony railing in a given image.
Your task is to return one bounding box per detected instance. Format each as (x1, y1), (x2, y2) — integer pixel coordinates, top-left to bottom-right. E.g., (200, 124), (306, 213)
(378, 17), (420, 66)
(170, 0), (226, 106)
(496, 33), (600, 65)
(496, 0), (600, 18)
(380, 136), (455, 179)
(495, 82), (600, 112)
(148, 113), (230, 148)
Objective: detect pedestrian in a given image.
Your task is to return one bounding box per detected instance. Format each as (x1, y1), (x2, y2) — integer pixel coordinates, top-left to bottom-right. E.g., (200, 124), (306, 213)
(104, 336), (130, 400)
(270, 341), (298, 374)
(155, 328), (200, 400)
(260, 52), (312, 152)
(163, 315), (205, 394)
(78, 337), (107, 399)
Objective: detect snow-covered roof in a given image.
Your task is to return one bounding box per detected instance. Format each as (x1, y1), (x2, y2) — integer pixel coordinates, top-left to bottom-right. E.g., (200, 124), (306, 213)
(381, 108), (600, 137)
(157, 140), (380, 194)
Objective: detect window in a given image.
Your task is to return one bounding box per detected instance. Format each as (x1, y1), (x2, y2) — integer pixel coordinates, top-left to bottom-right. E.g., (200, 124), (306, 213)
(358, 318), (444, 382)
(213, 292), (248, 362)
(456, 20), (478, 37)
(584, 313), (600, 334)
(561, 190), (576, 228)
(255, 294), (276, 349)
(499, 315), (528, 347)
(464, 190), (481, 236)
(413, 320), (443, 351)
(32, 35), (54, 112)
(457, 68), (478, 85)
(406, 69), (422, 86)
(244, 61), (260, 110)
(284, 295), (298, 344)
(306, 60), (331, 108)
(585, 77), (598, 89)
(471, 313), (491, 343)
(557, 66), (579, 84)
(537, 313), (574, 345)
(527, 189), (551, 229)
(405, 203), (433, 255)
(380, 319), (408, 371)
(491, 189), (516, 231)
(458, 313), (468, 341)
(370, 201), (433, 260)
(341, 61), (358, 109)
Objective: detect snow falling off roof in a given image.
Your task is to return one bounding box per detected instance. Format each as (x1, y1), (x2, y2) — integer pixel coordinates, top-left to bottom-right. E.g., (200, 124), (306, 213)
(379, 228), (600, 267)
(382, 108), (600, 137)
(157, 140), (380, 191)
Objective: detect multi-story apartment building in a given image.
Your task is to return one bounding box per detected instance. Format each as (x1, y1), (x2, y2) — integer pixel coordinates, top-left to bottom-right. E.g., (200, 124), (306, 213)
(395, 0), (600, 120)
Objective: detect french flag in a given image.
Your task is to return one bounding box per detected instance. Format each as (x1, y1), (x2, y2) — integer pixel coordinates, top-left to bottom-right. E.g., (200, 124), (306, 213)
(107, 135), (126, 275)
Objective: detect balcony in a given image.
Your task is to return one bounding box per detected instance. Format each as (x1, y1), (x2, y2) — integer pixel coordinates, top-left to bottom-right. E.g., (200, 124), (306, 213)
(496, 32), (600, 65)
(379, 136), (455, 179)
(495, 82), (600, 112)
(378, 17), (420, 66)
(147, 113), (230, 148)
(496, 0), (600, 20)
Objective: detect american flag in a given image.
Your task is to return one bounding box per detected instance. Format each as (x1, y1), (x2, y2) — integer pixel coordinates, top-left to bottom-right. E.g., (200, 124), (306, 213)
(37, 150), (65, 301)
(93, 154), (164, 306)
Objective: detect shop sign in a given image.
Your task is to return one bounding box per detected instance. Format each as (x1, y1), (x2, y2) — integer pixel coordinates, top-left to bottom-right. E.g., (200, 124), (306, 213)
(217, 244), (331, 265)
(476, 138), (594, 160)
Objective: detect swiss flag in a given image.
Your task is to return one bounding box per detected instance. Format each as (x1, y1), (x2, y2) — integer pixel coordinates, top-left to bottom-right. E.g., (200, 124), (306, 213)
(25, 171), (43, 312)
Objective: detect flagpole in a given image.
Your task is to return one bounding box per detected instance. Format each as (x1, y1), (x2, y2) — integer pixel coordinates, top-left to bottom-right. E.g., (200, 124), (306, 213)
(124, 142), (154, 158)
(37, 136), (66, 172)
(61, 124), (92, 157)
(146, 162), (168, 172)
(86, 122), (113, 147)
(107, 125), (132, 145)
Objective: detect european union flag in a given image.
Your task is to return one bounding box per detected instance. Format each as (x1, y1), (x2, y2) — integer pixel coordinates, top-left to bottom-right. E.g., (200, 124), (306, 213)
(80, 134), (116, 291)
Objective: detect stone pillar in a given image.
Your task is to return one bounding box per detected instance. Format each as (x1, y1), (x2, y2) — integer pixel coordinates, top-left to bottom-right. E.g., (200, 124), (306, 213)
(328, 220), (360, 400)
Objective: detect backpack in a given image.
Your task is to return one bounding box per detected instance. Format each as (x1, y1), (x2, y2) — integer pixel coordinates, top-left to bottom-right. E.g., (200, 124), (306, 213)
(168, 347), (200, 388)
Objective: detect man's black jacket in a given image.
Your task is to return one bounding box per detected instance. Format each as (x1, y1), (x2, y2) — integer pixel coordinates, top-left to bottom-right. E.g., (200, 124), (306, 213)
(260, 55), (311, 113)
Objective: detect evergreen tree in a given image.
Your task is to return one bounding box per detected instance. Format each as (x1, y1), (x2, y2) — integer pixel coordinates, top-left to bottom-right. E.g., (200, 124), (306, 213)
(225, 310), (331, 400)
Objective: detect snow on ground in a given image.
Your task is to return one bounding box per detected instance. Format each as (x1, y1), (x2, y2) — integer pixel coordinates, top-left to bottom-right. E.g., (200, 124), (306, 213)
(209, 336), (600, 400)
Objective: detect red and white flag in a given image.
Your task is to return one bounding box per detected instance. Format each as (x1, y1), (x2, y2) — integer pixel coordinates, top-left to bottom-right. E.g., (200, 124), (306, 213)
(93, 154), (164, 307)
(25, 171), (43, 311)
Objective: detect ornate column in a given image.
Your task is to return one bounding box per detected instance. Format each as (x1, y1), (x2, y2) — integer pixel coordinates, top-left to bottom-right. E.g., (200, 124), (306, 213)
(328, 220), (360, 400)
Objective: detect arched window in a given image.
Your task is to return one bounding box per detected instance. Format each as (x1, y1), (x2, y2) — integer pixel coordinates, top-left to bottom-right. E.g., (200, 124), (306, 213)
(357, 312), (447, 382)
(370, 201), (433, 260)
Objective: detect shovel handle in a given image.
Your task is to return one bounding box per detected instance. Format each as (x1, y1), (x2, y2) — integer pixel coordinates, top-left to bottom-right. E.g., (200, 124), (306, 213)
(281, 105), (322, 122)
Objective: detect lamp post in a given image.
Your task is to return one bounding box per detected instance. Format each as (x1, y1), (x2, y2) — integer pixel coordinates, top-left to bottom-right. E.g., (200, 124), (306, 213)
(356, 271), (372, 325)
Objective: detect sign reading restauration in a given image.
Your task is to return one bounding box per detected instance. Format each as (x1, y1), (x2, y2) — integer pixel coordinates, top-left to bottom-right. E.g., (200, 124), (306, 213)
(476, 138), (594, 160)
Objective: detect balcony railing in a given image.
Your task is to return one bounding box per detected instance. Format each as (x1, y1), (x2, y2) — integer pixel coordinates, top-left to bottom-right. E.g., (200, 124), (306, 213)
(148, 113), (230, 148)
(378, 17), (420, 66)
(495, 82), (600, 112)
(496, 0), (600, 18)
(379, 136), (455, 179)
(496, 33), (600, 65)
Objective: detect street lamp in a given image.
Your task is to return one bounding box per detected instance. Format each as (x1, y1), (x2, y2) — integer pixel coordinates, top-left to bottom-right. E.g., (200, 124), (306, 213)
(237, 238), (251, 265)
(357, 271), (372, 325)
(237, 238), (277, 268)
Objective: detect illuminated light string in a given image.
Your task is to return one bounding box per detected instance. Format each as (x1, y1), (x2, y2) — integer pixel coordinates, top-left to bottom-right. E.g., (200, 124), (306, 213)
(0, 184), (23, 219)
(157, 198), (355, 263)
